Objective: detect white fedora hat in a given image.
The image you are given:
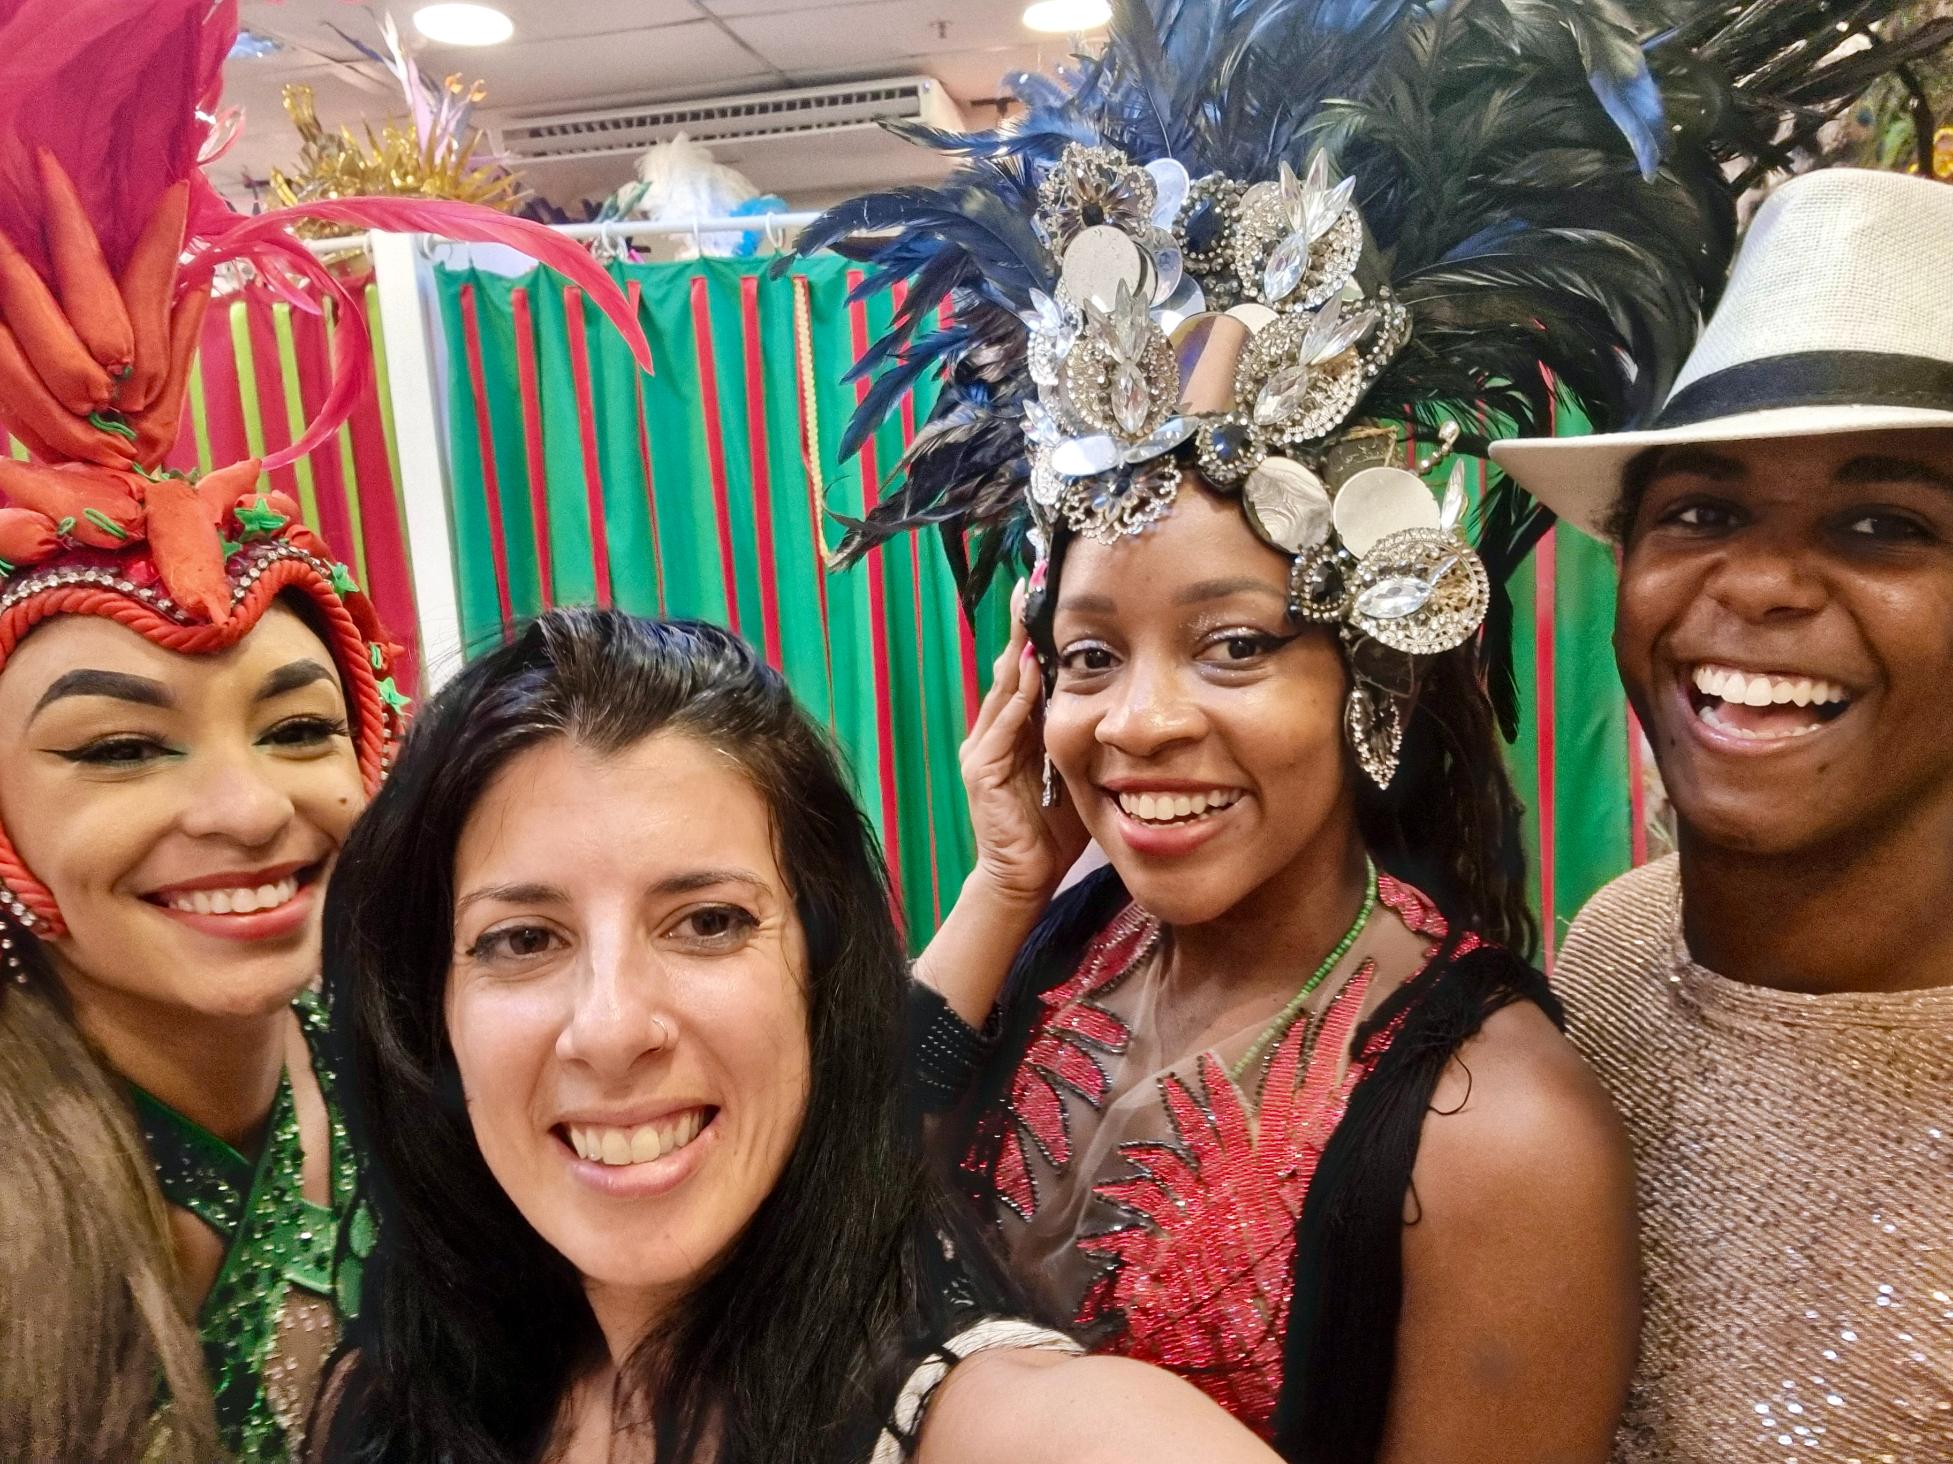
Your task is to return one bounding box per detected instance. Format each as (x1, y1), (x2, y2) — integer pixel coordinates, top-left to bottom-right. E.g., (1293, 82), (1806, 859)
(1492, 168), (1953, 540)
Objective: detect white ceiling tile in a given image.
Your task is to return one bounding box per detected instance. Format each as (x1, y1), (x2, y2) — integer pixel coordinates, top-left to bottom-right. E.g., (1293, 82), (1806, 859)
(920, 42), (1058, 103)
(429, 0), (704, 45)
(723, 0), (1029, 69)
(443, 21), (782, 108)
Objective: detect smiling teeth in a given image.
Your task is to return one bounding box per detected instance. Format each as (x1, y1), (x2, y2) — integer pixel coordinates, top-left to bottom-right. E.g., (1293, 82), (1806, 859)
(568, 1110), (708, 1166)
(1697, 704), (1827, 741)
(1691, 664), (1849, 709)
(1115, 788), (1244, 824)
(166, 877), (299, 916)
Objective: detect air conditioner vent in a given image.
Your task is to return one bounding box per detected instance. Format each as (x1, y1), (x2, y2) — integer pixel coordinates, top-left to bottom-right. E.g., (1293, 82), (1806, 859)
(492, 76), (962, 165)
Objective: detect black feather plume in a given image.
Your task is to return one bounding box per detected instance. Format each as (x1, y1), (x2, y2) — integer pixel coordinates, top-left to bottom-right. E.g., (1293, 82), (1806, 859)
(797, 0), (1947, 687)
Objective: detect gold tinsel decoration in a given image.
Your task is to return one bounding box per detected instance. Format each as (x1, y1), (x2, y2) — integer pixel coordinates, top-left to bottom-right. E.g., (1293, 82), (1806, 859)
(269, 75), (523, 237)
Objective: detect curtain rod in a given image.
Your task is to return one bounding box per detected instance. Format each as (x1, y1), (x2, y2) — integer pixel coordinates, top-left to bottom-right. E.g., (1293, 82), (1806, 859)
(300, 212), (824, 256)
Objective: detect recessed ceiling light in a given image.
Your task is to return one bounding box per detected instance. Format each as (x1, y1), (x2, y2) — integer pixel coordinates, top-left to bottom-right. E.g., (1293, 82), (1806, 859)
(412, 3), (515, 47)
(1022, 0), (1111, 33)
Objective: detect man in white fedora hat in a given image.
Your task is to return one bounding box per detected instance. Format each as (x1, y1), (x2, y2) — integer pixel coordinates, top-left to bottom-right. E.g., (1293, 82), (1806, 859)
(1493, 166), (1953, 1461)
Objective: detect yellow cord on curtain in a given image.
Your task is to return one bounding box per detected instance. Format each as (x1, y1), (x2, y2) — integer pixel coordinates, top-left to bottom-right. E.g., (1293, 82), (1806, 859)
(792, 276), (835, 569)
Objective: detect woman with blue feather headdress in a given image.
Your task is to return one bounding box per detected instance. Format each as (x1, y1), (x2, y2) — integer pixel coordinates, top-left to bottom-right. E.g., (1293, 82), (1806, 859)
(799, 1), (1940, 1459)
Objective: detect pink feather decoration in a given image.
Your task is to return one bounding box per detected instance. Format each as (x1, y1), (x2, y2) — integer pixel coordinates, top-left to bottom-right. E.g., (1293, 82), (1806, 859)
(0, 0), (229, 278)
(0, 0), (651, 471)
(181, 201), (652, 468)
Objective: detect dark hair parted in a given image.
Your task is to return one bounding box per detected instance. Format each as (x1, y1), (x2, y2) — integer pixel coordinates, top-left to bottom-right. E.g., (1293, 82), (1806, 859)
(1025, 483), (1538, 958)
(319, 609), (1018, 1464)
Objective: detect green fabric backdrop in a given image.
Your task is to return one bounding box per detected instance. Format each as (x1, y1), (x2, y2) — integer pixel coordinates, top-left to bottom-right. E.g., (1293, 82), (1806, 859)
(434, 254), (1633, 959)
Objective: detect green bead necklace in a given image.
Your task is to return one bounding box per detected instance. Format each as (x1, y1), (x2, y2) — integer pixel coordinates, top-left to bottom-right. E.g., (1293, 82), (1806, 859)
(1227, 860), (1379, 1085)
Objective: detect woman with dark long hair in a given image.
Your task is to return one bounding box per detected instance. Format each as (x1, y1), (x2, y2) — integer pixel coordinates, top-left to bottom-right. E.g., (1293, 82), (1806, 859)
(796, 2), (1924, 1458)
(317, 607), (1284, 1464)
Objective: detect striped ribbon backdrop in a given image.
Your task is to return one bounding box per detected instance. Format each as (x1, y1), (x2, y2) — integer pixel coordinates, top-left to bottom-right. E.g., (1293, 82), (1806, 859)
(422, 254), (1634, 958)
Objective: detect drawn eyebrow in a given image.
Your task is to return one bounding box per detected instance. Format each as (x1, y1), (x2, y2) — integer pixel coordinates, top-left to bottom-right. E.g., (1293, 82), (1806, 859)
(30, 669), (172, 723)
(1056, 591), (1117, 616)
(1833, 455), (1953, 493)
(453, 868), (770, 917)
(1176, 576), (1286, 604)
(1640, 446), (1746, 483)
(256, 660), (334, 701)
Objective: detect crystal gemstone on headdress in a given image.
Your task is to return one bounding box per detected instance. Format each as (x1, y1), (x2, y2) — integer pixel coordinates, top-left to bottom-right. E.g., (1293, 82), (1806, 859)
(1123, 417), (1197, 464)
(1173, 173), (1244, 274)
(1254, 356), (1313, 426)
(1289, 541), (1353, 621)
(1353, 575), (1435, 620)
(1262, 231), (1312, 306)
(1236, 296), (1377, 444)
(1440, 461), (1468, 533)
(1209, 420), (1253, 462)
(1347, 530), (1490, 655)
(1194, 416), (1264, 485)
(1233, 154), (1364, 313)
(1061, 282), (1178, 440)
(1023, 396), (1064, 448)
(1051, 434), (1121, 479)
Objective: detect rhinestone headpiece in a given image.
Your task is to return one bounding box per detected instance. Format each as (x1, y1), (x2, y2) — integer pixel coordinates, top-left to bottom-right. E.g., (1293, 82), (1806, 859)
(1025, 143), (1490, 730)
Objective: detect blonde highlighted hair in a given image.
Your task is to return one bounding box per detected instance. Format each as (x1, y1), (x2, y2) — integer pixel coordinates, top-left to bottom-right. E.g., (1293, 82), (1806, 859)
(0, 979), (219, 1462)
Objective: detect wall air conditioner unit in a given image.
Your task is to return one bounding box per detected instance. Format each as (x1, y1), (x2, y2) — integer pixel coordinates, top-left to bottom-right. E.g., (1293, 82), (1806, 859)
(490, 76), (965, 168)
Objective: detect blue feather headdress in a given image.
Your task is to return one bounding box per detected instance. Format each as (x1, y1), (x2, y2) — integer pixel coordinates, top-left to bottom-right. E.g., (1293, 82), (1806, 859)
(799, 0), (1949, 756)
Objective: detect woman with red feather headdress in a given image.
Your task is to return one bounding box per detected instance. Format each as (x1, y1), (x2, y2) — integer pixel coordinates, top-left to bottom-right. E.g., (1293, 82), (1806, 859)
(0, 4), (649, 1460)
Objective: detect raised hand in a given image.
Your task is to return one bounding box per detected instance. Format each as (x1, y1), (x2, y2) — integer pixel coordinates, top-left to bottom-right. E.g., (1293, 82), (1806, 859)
(958, 585), (1088, 913)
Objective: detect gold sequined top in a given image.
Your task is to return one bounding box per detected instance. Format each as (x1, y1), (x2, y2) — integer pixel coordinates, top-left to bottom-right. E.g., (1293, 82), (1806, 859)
(1555, 857), (1953, 1463)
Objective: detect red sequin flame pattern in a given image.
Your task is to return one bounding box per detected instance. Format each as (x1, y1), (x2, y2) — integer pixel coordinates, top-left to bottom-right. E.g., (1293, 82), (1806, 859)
(969, 877), (1465, 1434)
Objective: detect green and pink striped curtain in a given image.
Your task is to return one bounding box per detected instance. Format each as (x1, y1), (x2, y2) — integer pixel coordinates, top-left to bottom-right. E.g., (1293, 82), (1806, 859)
(433, 253), (1635, 957)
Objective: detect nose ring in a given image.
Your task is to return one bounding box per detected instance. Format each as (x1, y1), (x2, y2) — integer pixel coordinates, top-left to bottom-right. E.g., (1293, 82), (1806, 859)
(651, 1015), (671, 1048)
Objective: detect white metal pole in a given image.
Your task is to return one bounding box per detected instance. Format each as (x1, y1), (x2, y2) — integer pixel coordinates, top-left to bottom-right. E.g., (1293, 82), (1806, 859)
(367, 230), (466, 691)
(300, 212), (825, 256)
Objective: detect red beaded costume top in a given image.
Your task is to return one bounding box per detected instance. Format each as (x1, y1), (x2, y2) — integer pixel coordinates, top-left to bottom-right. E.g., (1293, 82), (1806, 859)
(965, 874), (1475, 1436)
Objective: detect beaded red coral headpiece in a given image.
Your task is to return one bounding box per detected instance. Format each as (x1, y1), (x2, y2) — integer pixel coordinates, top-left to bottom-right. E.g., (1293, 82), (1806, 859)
(0, 161), (408, 936)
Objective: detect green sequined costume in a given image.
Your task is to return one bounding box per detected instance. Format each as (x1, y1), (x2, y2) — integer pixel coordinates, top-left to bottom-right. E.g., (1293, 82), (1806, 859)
(134, 991), (369, 1462)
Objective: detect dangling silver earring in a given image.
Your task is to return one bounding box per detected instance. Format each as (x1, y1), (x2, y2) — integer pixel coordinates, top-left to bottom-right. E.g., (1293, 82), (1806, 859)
(1344, 684), (1406, 790)
(1041, 751), (1060, 808)
(2, 923), (27, 987)
(1342, 630), (1416, 791)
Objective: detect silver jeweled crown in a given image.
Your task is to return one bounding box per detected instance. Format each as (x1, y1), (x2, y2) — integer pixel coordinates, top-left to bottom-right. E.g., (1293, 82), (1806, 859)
(1024, 142), (1489, 683)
